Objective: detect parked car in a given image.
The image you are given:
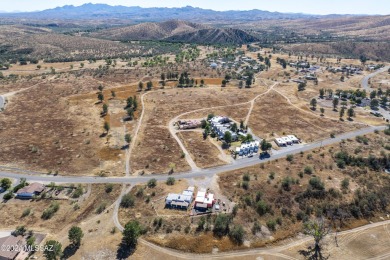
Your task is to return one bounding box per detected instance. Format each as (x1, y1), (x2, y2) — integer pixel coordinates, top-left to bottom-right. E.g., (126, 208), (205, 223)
(215, 204), (220, 211)
(0, 187), (5, 193)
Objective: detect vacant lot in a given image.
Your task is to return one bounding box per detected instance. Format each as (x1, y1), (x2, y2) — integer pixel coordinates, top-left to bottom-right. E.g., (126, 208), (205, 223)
(248, 90), (360, 142)
(0, 184), (121, 233)
(177, 131), (227, 168)
(370, 70), (390, 90)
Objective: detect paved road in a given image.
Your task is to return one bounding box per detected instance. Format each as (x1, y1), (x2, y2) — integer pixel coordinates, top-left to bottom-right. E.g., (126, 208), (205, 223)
(361, 66), (390, 92)
(0, 125), (385, 184)
(0, 95), (5, 110)
(361, 66), (390, 121)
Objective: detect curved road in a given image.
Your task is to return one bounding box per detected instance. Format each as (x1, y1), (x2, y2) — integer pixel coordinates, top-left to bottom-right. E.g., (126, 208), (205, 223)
(361, 65), (390, 121)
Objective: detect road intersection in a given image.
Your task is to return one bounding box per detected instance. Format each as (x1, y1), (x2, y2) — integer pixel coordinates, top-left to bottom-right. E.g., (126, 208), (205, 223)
(0, 125), (385, 184)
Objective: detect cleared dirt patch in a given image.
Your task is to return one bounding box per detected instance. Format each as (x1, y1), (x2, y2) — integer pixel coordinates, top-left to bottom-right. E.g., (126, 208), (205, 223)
(177, 131), (227, 168)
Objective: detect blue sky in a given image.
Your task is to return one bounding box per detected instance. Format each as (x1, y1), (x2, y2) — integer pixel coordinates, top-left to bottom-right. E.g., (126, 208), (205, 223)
(1, 0), (389, 15)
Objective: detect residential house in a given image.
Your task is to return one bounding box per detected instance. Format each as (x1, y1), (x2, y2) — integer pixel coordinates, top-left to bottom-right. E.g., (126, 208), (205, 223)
(0, 235), (25, 260)
(16, 182), (45, 199)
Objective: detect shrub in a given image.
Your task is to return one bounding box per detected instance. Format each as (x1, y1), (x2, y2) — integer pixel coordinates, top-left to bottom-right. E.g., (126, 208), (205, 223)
(3, 192), (13, 200)
(304, 166), (313, 175)
(135, 187), (144, 198)
(242, 173), (250, 182)
(166, 177), (175, 186)
(95, 202), (107, 214)
(281, 177), (293, 191)
(41, 202), (60, 220)
(120, 194), (135, 208)
(256, 200), (270, 216)
(105, 184), (113, 193)
(72, 185), (84, 198)
(147, 178), (157, 188)
(309, 177), (325, 190)
(242, 181), (249, 190)
(286, 154), (294, 162)
(21, 208), (31, 218)
(341, 178), (350, 190)
(213, 214), (231, 237)
(251, 221), (261, 235)
(229, 225), (245, 245)
(266, 219), (277, 231)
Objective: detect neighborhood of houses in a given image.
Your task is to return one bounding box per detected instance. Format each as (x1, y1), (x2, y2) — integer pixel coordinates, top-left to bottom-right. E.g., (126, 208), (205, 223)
(165, 186), (222, 215)
(175, 114), (303, 160)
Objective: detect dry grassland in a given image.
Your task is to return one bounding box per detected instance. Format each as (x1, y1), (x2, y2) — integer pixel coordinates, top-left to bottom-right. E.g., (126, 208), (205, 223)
(248, 90), (360, 142)
(177, 131), (226, 168)
(0, 184), (120, 233)
(217, 131), (390, 249)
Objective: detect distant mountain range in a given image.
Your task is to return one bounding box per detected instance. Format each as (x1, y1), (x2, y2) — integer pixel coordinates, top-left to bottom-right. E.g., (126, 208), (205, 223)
(0, 3), (320, 22)
(89, 20), (259, 44)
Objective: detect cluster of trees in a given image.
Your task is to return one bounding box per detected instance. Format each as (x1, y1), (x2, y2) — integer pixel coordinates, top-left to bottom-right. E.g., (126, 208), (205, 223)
(276, 57), (287, 69)
(334, 150), (389, 171)
(125, 95), (138, 121)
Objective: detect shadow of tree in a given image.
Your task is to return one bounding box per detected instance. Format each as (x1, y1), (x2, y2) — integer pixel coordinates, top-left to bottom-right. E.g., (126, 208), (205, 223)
(62, 245), (78, 259)
(298, 245), (329, 260)
(116, 242), (135, 260)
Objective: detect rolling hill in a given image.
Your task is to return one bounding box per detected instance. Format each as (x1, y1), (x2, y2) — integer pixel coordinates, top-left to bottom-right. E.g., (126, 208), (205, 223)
(89, 20), (258, 44)
(90, 20), (210, 41)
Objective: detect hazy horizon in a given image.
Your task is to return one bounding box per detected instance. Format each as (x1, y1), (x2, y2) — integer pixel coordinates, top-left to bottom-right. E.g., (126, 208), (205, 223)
(1, 0), (389, 15)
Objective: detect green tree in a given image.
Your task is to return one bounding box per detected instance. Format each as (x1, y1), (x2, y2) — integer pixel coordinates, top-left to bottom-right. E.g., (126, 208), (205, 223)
(97, 93), (104, 103)
(146, 81), (153, 91)
(229, 225), (245, 245)
(125, 134), (131, 146)
(122, 220), (142, 248)
(260, 139), (272, 154)
(43, 240), (62, 260)
(239, 80), (244, 88)
(127, 108), (134, 120)
(371, 99), (380, 109)
(104, 122), (110, 133)
(332, 98), (339, 111)
(0, 178), (12, 190)
(213, 214), (231, 237)
(320, 108), (325, 116)
(68, 226), (83, 247)
(147, 178), (157, 188)
(319, 89), (325, 98)
(111, 90), (116, 99)
(370, 90), (377, 99)
(304, 218), (330, 259)
(120, 194), (135, 208)
(381, 96), (388, 108)
(98, 84), (104, 92)
(310, 98), (317, 110)
(102, 104), (108, 115)
(138, 82), (144, 91)
(298, 82), (306, 91)
(224, 131), (232, 145)
(339, 107), (345, 119)
(347, 107), (355, 119)
(166, 177), (175, 186)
